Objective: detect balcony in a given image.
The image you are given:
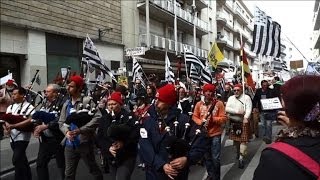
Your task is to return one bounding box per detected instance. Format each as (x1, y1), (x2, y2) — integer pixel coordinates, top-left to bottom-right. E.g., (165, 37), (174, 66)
(216, 11), (228, 26)
(184, 0), (208, 9)
(139, 34), (208, 58)
(217, 33), (235, 51)
(137, 0), (208, 36)
(233, 8), (248, 26)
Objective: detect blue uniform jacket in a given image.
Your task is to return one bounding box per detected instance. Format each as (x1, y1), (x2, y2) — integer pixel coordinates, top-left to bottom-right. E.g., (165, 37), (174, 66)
(139, 105), (209, 179)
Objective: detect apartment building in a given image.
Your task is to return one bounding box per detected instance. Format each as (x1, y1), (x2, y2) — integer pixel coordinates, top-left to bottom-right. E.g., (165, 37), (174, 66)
(216, 0), (255, 70)
(0, 0), (123, 90)
(312, 0), (320, 61)
(122, 0), (216, 80)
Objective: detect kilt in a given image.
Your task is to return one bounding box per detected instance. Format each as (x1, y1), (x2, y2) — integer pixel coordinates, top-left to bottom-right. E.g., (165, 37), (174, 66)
(229, 122), (250, 143)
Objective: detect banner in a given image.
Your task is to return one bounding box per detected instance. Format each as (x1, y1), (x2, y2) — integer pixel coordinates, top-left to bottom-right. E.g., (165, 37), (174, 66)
(0, 73), (13, 85)
(118, 76), (128, 87)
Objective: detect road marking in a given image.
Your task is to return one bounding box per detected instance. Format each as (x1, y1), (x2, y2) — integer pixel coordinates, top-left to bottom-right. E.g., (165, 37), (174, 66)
(240, 142), (266, 180)
(201, 163), (235, 180)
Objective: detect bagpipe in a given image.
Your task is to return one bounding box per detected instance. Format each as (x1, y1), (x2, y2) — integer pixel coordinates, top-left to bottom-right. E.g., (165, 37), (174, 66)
(161, 109), (191, 160)
(106, 110), (137, 142)
(0, 113), (33, 132)
(189, 99), (217, 146)
(62, 82), (110, 129)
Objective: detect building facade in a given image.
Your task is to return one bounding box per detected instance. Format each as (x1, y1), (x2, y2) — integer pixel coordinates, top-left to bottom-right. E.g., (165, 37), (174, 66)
(122, 0), (216, 80)
(0, 0), (123, 90)
(312, 0), (320, 61)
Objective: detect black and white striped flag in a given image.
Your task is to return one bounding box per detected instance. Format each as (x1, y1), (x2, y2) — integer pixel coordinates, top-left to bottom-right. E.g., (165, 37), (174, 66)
(200, 62), (213, 84)
(184, 46), (205, 69)
(189, 63), (200, 84)
(132, 56), (146, 88)
(165, 52), (175, 83)
(251, 7), (281, 58)
(83, 35), (117, 82)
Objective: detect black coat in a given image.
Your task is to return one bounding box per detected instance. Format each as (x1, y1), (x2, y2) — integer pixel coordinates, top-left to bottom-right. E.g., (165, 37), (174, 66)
(252, 88), (277, 112)
(139, 105), (209, 180)
(96, 108), (139, 164)
(253, 136), (320, 180)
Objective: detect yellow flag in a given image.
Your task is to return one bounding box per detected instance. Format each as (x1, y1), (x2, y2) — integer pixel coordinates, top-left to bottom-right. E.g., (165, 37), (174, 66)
(208, 42), (224, 68)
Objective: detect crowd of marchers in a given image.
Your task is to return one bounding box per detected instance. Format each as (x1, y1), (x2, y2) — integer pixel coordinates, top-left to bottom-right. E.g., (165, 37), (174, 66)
(0, 74), (319, 180)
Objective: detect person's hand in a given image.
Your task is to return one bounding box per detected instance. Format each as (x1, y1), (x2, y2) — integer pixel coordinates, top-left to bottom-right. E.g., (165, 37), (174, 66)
(72, 128), (81, 136)
(33, 124), (48, 138)
(170, 156), (188, 170)
(112, 141), (124, 150)
(3, 123), (10, 135)
(277, 110), (289, 126)
(109, 146), (117, 157)
(163, 163), (178, 179)
(66, 130), (77, 141)
(243, 118), (249, 124)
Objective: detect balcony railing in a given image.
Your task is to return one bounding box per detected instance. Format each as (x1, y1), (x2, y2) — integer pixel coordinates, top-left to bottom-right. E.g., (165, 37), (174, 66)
(151, 0), (208, 31)
(139, 34), (208, 58)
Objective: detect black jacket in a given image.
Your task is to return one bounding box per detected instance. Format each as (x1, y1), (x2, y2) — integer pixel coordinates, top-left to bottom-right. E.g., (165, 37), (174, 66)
(253, 136), (320, 180)
(96, 108), (139, 164)
(139, 105), (209, 180)
(252, 88), (277, 112)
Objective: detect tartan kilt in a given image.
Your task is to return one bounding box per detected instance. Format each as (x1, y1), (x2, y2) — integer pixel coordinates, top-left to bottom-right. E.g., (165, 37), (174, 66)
(229, 122), (251, 142)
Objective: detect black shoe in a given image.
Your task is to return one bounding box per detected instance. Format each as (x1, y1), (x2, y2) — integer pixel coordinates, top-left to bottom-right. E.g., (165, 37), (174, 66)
(263, 138), (272, 144)
(238, 159), (244, 169)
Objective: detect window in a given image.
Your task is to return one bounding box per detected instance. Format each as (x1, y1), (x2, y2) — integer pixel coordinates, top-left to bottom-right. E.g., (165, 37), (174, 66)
(111, 61), (120, 71)
(46, 33), (82, 83)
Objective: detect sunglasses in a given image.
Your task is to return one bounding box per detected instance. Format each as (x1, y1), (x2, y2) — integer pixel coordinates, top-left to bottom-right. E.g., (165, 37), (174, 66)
(234, 89), (241, 92)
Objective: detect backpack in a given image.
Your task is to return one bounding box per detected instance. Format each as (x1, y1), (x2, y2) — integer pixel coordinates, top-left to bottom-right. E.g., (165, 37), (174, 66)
(268, 142), (320, 179)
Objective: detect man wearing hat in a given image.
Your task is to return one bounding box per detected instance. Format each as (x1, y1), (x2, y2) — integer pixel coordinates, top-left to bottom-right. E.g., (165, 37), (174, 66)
(0, 79), (17, 139)
(58, 75), (103, 180)
(192, 83), (226, 180)
(139, 84), (209, 180)
(225, 83), (252, 169)
(96, 91), (138, 180)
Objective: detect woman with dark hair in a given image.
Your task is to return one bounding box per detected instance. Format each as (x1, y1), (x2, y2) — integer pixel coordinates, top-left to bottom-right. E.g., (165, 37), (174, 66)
(253, 75), (320, 180)
(146, 84), (156, 104)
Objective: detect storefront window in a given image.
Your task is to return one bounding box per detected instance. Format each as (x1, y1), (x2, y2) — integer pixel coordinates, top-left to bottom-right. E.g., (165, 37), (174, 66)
(46, 33), (82, 83)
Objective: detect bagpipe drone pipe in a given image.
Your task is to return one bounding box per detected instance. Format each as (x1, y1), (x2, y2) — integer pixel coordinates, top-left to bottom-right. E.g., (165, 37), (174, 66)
(161, 109), (192, 160)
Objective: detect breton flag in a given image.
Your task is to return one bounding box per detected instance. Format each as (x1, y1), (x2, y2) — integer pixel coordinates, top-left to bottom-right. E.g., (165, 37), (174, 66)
(200, 61), (213, 84)
(83, 35), (117, 82)
(132, 57), (146, 88)
(189, 63), (200, 84)
(241, 49), (255, 89)
(165, 52), (175, 83)
(184, 46), (205, 69)
(208, 42), (224, 68)
(251, 6), (281, 58)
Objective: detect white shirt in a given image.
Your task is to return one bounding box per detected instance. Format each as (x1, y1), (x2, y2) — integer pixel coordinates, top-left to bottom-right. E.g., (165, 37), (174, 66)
(225, 94), (252, 119)
(6, 101), (34, 142)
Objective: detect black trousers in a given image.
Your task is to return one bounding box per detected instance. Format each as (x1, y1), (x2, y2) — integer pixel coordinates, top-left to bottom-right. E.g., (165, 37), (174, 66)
(10, 141), (32, 180)
(36, 138), (65, 180)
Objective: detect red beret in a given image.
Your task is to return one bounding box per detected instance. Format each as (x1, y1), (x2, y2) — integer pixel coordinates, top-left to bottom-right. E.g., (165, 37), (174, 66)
(234, 83), (243, 89)
(69, 75), (84, 88)
(108, 92), (123, 105)
(203, 84), (215, 93)
(156, 84), (177, 105)
(6, 79), (17, 87)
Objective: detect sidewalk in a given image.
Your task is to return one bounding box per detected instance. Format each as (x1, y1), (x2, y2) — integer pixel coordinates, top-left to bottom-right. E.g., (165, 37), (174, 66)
(0, 137), (39, 175)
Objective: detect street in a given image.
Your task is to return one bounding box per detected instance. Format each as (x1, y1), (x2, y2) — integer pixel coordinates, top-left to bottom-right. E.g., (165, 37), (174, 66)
(0, 123), (283, 180)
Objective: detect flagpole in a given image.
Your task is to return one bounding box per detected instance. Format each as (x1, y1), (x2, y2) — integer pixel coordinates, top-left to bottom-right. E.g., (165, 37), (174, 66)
(239, 33), (245, 91)
(184, 46), (189, 80)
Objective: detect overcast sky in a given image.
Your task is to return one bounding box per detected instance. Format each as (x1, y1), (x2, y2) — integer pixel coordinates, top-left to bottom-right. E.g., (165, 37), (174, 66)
(244, 1), (315, 63)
